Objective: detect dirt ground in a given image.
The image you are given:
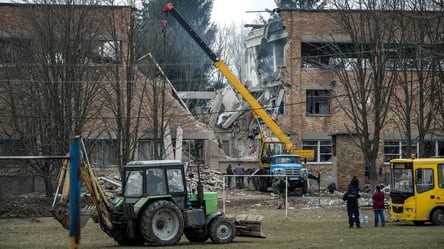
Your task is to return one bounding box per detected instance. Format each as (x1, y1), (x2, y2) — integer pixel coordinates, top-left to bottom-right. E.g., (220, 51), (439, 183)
(1, 189), (444, 249)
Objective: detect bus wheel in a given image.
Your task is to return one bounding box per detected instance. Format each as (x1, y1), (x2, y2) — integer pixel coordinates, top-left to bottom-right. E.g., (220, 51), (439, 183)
(431, 209), (444, 225)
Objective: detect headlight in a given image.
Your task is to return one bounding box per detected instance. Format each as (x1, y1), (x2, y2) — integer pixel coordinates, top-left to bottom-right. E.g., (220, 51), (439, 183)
(301, 168), (308, 177)
(406, 208), (413, 213)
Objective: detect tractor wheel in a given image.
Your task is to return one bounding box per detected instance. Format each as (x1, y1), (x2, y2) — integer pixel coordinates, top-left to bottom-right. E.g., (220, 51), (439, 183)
(184, 228), (209, 242)
(208, 216), (235, 244)
(431, 209), (444, 225)
(140, 200), (184, 246)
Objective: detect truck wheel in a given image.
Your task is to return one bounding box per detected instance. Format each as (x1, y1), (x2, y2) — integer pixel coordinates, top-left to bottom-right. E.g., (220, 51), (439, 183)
(259, 178), (268, 192)
(302, 181), (308, 195)
(184, 228), (209, 242)
(209, 216), (235, 244)
(140, 200), (184, 246)
(431, 209), (444, 225)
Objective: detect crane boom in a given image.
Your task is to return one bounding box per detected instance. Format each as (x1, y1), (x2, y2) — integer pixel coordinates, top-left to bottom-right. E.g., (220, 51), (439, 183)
(161, 2), (295, 153)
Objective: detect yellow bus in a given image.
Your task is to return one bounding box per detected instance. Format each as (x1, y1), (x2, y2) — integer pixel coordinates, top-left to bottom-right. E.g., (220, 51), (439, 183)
(389, 157), (444, 225)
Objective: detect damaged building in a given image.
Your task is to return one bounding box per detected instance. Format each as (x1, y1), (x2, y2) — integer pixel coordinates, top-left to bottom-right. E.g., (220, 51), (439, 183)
(202, 8), (443, 191)
(1, 3), (443, 195)
(0, 3), (228, 194)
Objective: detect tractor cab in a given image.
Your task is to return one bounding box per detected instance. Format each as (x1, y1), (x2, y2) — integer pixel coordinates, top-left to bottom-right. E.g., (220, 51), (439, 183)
(122, 160), (188, 209)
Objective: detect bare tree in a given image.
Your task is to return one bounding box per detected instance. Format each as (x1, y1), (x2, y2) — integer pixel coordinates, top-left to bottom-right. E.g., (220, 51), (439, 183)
(209, 22), (249, 89)
(389, 0), (444, 158)
(328, 0), (398, 184)
(0, 1), (126, 196)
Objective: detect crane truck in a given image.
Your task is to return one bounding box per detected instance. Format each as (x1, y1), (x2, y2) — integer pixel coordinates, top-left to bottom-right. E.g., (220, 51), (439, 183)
(161, 2), (314, 194)
(51, 157), (265, 246)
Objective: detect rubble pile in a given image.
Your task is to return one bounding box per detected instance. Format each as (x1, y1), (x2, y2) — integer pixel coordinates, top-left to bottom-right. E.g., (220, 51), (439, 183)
(0, 193), (53, 218)
(1, 170), (381, 219)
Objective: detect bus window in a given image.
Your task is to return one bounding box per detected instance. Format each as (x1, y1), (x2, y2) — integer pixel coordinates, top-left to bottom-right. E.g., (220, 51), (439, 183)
(416, 168), (433, 193)
(439, 164), (444, 188)
(391, 167), (413, 193)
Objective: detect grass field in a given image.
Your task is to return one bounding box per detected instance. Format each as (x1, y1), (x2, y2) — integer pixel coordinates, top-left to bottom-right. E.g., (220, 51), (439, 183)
(1, 204), (443, 249)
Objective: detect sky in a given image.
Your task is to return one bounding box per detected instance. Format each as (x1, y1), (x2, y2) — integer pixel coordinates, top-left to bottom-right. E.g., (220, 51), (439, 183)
(211, 0), (277, 25)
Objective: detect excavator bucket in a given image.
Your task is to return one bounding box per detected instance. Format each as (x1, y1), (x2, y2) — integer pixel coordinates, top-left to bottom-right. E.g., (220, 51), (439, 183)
(228, 214), (266, 238)
(51, 202), (95, 229)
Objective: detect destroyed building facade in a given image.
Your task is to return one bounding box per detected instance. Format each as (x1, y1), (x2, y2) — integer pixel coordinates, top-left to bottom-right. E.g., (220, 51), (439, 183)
(225, 8), (444, 190)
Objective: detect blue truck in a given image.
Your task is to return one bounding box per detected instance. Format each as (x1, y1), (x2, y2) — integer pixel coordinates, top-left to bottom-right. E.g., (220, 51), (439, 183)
(269, 154), (309, 194)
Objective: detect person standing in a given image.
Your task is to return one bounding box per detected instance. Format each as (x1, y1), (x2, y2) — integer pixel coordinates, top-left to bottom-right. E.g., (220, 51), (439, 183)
(343, 177), (361, 228)
(226, 164), (233, 189)
(234, 163), (245, 188)
(372, 185), (386, 227)
(273, 176), (287, 209)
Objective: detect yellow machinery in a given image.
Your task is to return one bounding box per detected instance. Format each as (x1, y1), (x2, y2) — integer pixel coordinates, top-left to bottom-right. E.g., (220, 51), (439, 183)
(162, 3), (314, 193)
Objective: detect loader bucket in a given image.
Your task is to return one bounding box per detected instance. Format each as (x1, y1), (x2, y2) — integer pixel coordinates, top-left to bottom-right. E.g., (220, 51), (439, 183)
(227, 214), (266, 238)
(51, 203), (94, 229)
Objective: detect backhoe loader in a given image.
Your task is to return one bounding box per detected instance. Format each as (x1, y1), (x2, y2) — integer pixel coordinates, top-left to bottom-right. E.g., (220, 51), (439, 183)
(51, 158), (265, 246)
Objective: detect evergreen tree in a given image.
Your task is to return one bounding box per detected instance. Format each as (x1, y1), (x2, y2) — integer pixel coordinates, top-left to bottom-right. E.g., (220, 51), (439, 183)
(136, 0), (217, 92)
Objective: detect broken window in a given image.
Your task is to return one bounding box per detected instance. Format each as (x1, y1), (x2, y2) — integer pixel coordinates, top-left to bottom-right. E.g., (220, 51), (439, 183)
(301, 43), (331, 69)
(89, 40), (121, 64)
(302, 140), (332, 163)
(306, 89), (330, 115)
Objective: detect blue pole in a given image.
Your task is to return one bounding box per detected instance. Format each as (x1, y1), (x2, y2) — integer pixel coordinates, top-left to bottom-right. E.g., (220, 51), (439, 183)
(69, 137), (81, 248)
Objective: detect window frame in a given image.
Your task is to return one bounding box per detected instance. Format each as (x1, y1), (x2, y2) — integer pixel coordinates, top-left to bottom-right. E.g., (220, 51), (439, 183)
(306, 89), (331, 116)
(302, 140), (332, 163)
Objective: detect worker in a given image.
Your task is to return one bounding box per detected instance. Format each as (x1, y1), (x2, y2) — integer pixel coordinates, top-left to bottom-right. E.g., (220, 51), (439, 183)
(274, 176), (287, 209)
(147, 170), (164, 195)
(226, 164), (233, 189)
(343, 176), (361, 228)
(234, 163), (245, 188)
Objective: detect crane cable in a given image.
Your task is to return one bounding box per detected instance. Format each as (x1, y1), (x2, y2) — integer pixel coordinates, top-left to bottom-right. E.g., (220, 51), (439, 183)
(161, 13), (168, 61)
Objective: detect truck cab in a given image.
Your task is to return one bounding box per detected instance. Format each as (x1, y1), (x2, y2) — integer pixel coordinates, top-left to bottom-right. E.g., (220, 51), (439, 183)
(269, 154), (308, 194)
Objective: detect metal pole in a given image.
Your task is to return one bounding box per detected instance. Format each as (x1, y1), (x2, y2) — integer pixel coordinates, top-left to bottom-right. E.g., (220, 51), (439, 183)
(285, 175), (288, 219)
(69, 136), (81, 249)
(222, 175), (226, 214)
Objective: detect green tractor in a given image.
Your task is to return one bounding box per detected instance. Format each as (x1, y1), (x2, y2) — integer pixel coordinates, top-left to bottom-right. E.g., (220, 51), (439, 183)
(52, 159), (264, 246)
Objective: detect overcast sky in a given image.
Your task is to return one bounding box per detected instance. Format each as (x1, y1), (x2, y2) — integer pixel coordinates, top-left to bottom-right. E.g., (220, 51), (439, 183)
(0, 0), (277, 25)
(211, 0), (276, 25)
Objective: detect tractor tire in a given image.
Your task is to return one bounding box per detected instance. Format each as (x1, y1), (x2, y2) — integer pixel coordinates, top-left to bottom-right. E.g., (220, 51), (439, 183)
(431, 209), (444, 225)
(208, 216), (235, 244)
(184, 228), (209, 242)
(140, 200), (184, 246)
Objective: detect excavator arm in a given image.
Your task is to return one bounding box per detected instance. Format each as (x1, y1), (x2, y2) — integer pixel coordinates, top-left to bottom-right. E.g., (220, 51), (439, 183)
(161, 3), (313, 161)
(51, 157), (113, 233)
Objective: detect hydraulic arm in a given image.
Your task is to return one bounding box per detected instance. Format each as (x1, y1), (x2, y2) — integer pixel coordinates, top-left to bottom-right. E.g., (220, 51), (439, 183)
(162, 2), (300, 154)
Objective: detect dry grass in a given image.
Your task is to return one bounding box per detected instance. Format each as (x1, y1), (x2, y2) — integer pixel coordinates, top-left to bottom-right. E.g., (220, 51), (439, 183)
(1, 204), (443, 249)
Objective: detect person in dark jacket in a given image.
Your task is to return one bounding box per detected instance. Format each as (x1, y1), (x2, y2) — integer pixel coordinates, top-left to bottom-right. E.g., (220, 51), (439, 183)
(226, 164), (233, 189)
(372, 185), (385, 227)
(343, 177), (361, 228)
